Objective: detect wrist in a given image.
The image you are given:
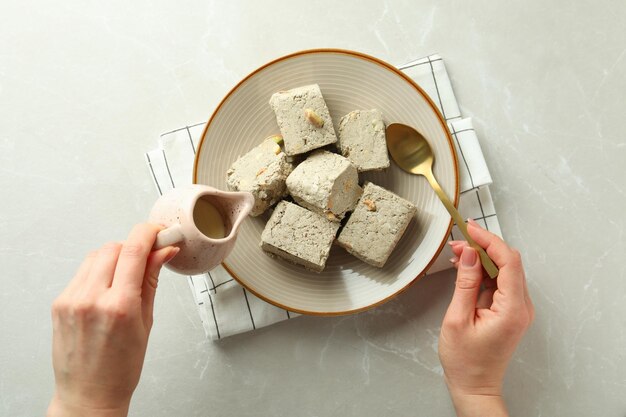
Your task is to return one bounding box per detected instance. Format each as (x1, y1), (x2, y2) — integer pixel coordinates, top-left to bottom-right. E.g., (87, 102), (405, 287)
(47, 394), (130, 417)
(447, 391), (508, 417)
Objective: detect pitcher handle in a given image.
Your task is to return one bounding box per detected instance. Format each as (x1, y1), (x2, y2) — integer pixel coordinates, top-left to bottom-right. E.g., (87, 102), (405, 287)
(153, 224), (184, 250)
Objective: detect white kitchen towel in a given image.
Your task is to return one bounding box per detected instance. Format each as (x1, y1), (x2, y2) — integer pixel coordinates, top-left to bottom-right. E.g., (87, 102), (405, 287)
(145, 54), (502, 340)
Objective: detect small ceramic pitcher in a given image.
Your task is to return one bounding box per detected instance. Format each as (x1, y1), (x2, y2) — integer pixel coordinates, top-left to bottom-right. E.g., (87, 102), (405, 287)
(149, 184), (254, 275)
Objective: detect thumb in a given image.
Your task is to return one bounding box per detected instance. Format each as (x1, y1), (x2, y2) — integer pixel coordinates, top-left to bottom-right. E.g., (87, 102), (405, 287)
(446, 246), (482, 323)
(141, 246), (179, 329)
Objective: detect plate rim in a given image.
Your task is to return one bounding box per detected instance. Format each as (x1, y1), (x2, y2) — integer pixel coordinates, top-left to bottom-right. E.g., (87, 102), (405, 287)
(193, 48), (459, 316)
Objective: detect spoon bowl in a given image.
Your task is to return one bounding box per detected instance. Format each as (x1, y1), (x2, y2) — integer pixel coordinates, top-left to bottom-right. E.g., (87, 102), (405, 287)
(386, 123), (499, 278)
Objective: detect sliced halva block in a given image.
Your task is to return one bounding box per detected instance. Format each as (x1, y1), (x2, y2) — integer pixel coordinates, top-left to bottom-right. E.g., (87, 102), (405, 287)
(261, 201), (340, 272)
(337, 109), (390, 172)
(269, 84), (337, 156)
(337, 182), (416, 267)
(286, 150), (362, 222)
(226, 137), (294, 216)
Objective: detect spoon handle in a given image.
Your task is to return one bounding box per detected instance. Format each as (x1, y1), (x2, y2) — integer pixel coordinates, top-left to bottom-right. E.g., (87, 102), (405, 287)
(424, 172), (499, 279)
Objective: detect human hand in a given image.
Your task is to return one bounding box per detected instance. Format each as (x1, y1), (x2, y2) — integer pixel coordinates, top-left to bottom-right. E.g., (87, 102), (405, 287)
(438, 219), (534, 417)
(47, 224), (179, 417)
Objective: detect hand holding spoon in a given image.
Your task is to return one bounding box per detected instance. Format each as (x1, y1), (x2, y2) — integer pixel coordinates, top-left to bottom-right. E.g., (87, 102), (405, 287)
(386, 123), (499, 279)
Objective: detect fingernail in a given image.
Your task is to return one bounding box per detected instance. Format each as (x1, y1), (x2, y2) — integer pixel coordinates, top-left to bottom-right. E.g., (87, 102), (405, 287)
(467, 218), (481, 228)
(164, 247), (180, 264)
(461, 246), (477, 267)
(449, 241), (468, 250)
(449, 257), (459, 264)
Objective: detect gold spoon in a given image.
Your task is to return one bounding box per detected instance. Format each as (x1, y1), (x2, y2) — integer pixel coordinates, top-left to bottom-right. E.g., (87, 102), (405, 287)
(386, 123), (499, 279)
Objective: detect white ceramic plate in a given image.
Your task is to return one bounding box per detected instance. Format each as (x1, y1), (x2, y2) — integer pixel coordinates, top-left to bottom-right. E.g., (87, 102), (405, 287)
(194, 49), (458, 315)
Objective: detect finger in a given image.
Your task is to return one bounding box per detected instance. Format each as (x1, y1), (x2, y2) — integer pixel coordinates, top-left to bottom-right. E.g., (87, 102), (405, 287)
(450, 241), (494, 282)
(466, 220), (517, 266)
(84, 242), (123, 291)
(450, 265), (495, 291)
(141, 246), (179, 329)
(112, 224), (161, 291)
(448, 240), (467, 247)
(467, 220), (525, 300)
(62, 251), (98, 296)
(449, 244), (466, 259)
(445, 246), (482, 323)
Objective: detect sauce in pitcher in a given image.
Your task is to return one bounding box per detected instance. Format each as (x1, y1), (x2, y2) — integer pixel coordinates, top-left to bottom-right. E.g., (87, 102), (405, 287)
(193, 197), (226, 239)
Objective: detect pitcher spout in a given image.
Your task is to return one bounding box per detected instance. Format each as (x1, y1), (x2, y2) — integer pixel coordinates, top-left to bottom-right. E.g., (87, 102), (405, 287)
(219, 190), (254, 239)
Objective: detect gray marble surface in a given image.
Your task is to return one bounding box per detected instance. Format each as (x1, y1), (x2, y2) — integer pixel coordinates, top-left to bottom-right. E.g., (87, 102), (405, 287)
(1, 1), (625, 416)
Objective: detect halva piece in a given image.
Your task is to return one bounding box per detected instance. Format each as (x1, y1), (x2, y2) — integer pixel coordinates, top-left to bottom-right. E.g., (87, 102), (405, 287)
(337, 182), (416, 267)
(226, 138), (294, 216)
(261, 201), (340, 272)
(337, 109), (389, 172)
(269, 84), (337, 156)
(286, 150), (362, 222)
